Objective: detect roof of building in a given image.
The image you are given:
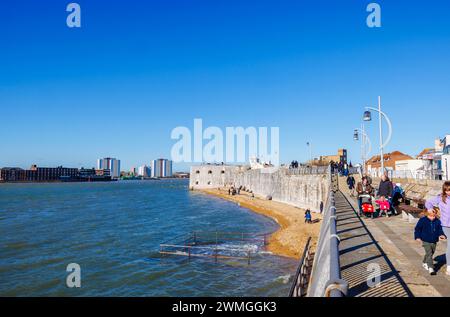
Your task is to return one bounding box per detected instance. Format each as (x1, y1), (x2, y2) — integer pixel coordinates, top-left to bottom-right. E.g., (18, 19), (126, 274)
(366, 151), (413, 166)
(417, 148), (434, 157)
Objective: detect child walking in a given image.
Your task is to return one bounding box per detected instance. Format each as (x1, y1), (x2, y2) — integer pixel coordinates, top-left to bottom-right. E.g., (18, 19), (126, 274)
(414, 209), (447, 275)
(305, 209), (312, 224)
(375, 196), (391, 218)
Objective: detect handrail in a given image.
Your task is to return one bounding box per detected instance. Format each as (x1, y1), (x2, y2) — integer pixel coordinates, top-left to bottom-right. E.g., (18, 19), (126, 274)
(306, 166), (348, 297)
(289, 236), (312, 297)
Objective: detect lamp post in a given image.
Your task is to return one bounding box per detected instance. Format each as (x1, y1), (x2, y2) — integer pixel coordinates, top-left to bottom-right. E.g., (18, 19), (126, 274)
(306, 142), (312, 164)
(363, 96), (392, 176)
(446, 158), (449, 181)
(353, 125), (372, 174)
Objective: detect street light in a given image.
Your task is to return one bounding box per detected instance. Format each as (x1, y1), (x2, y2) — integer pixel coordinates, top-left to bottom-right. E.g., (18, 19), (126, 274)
(353, 126), (372, 174)
(446, 158), (449, 181)
(363, 96), (392, 174)
(306, 142), (312, 164)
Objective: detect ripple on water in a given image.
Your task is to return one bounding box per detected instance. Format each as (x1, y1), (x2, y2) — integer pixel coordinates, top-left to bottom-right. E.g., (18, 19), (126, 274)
(0, 180), (297, 296)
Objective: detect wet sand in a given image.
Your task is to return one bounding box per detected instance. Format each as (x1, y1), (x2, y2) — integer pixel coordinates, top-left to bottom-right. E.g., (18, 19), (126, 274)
(199, 188), (322, 259)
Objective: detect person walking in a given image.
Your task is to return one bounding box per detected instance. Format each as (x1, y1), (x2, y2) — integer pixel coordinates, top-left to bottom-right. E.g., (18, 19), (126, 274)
(347, 175), (356, 197)
(378, 173), (394, 215)
(356, 176), (374, 216)
(425, 181), (450, 276)
(378, 173), (393, 198)
(305, 209), (312, 224)
(414, 209), (447, 275)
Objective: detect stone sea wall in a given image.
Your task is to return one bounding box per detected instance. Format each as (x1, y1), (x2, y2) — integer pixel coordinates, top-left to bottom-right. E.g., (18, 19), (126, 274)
(189, 165), (329, 213)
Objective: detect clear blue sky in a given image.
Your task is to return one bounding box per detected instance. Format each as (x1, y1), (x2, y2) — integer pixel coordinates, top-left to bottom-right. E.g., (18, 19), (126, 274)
(1, 0), (449, 171)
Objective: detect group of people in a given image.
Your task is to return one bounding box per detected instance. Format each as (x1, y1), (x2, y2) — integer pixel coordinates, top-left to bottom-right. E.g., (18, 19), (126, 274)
(227, 185), (241, 196)
(331, 161), (352, 176)
(227, 185), (255, 198)
(347, 173), (450, 276)
(346, 173), (403, 218)
(289, 160), (300, 169)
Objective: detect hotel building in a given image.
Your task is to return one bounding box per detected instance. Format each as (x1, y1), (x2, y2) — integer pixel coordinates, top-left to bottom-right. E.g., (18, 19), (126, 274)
(97, 157), (121, 178)
(151, 159), (172, 178)
(138, 165), (151, 177)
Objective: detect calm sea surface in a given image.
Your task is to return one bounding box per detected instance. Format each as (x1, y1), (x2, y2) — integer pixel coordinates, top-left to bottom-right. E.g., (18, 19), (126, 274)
(0, 179), (297, 296)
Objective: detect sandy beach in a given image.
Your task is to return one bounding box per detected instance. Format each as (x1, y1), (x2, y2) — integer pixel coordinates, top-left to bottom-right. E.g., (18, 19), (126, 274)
(199, 188), (322, 259)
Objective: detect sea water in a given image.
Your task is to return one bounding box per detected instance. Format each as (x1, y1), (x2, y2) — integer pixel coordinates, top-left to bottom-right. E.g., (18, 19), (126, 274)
(0, 179), (297, 296)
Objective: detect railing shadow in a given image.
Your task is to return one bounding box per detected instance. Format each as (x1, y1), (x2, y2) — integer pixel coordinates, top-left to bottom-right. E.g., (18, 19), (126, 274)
(338, 192), (414, 297)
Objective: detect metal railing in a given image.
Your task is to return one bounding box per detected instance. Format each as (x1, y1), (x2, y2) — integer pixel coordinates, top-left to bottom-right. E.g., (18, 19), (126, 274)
(306, 169), (348, 297)
(159, 231), (268, 264)
(289, 237), (313, 297)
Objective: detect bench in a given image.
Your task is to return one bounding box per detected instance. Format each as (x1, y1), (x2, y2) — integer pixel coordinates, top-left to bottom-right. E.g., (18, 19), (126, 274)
(399, 204), (424, 224)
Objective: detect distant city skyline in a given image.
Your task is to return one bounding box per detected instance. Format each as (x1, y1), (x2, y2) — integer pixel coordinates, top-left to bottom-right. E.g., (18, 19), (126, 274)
(1, 1), (450, 171)
(97, 158), (121, 178)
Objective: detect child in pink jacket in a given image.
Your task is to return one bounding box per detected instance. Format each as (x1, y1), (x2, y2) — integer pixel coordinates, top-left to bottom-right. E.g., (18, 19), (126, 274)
(376, 196), (391, 217)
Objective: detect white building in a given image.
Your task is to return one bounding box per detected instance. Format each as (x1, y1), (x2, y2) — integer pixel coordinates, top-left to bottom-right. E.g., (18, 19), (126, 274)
(138, 165), (151, 177)
(394, 159), (427, 179)
(97, 157), (121, 178)
(151, 159), (172, 178)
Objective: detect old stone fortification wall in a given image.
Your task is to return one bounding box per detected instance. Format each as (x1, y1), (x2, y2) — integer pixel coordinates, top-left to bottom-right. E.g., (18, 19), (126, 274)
(189, 165), (329, 212)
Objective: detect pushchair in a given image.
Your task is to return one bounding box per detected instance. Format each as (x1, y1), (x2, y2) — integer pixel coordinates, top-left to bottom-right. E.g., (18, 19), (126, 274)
(359, 194), (375, 218)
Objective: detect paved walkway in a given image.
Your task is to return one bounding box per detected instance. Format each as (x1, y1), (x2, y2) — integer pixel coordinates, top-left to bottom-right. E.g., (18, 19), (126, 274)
(336, 187), (450, 297)
(335, 191), (412, 297)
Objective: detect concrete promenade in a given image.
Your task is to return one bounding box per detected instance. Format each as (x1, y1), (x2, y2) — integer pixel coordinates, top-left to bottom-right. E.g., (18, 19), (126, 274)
(336, 183), (450, 297)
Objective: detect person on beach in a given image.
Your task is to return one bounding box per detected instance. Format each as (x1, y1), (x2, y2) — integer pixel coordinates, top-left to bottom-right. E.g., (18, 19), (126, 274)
(356, 176), (374, 215)
(414, 209), (447, 275)
(320, 201), (324, 213)
(425, 181), (450, 276)
(305, 209), (312, 224)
